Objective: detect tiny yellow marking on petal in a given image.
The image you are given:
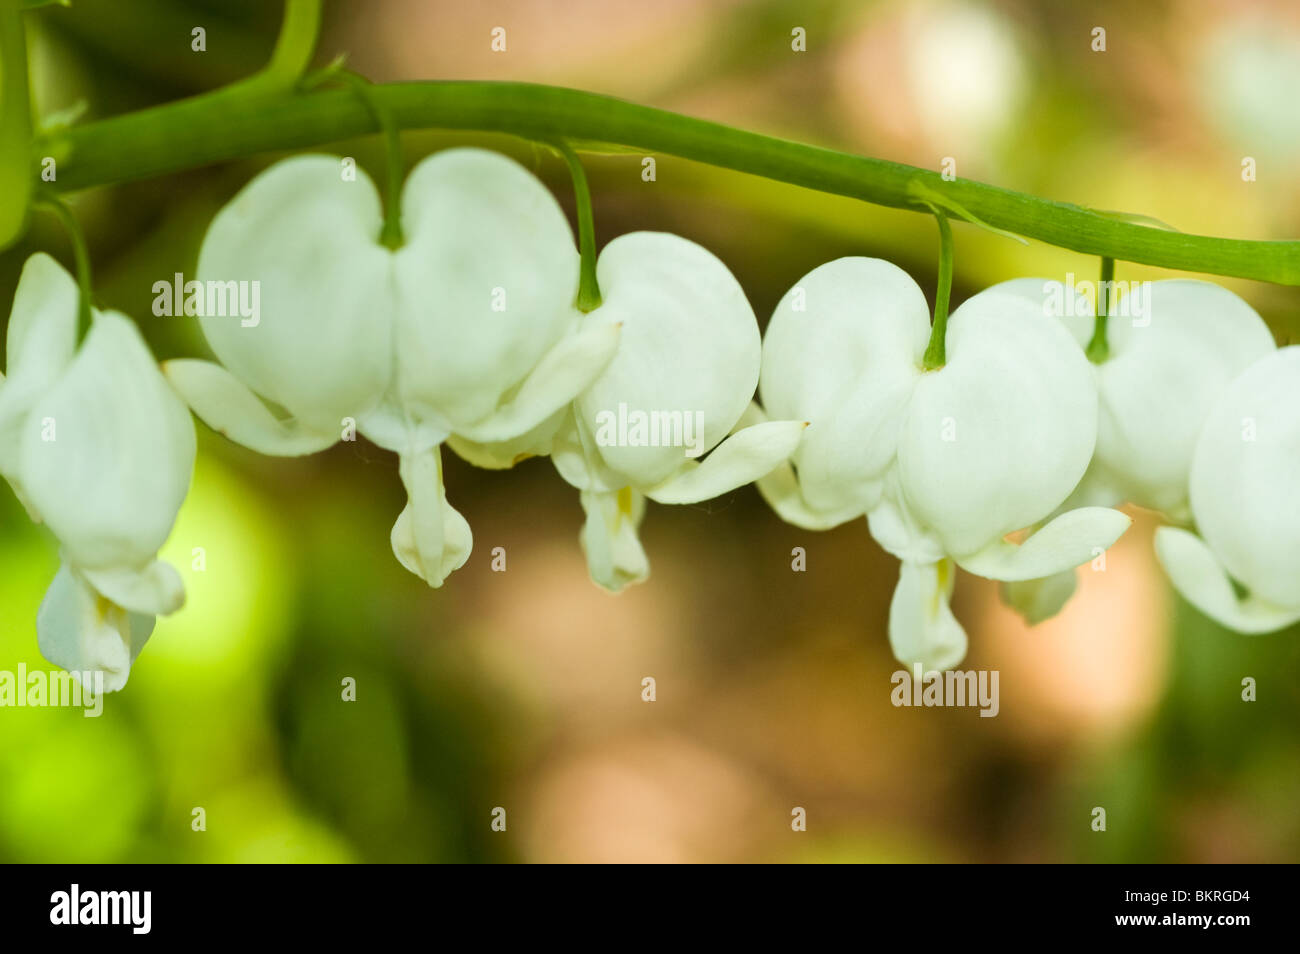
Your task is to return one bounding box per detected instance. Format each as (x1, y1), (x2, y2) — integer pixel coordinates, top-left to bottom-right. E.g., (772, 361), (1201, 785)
(616, 486), (634, 522)
(930, 560), (953, 618)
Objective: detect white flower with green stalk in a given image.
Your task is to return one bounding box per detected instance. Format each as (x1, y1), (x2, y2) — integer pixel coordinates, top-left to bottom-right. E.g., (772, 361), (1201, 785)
(0, 252), (195, 691)
(755, 219), (1130, 671)
(990, 271), (1276, 624)
(164, 146), (622, 588)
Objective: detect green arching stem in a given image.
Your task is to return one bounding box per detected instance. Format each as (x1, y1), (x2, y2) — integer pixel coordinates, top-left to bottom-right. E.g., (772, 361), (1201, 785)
(321, 69), (405, 248)
(922, 213), (954, 370)
(0, 0), (33, 250)
(33, 196), (93, 339)
(221, 0), (322, 97)
(27, 82), (1300, 284)
(263, 0), (322, 90)
(553, 141), (602, 312)
(1086, 257), (1115, 364)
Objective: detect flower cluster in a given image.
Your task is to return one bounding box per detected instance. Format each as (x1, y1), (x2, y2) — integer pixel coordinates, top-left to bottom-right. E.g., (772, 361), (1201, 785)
(1, 147), (1292, 690)
(754, 260), (1292, 669)
(754, 260), (1130, 670)
(451, 230), (807, 592)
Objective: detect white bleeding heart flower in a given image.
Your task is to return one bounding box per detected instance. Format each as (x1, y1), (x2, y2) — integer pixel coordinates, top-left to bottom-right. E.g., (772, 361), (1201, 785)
(1155, 346), (1300, 634)
(760, 258), (928, 529)
(757, 258), (1130, 670)
(0, 254), (195, 691)
(452, 232), (807, 592)
(164, 148), (621, 588)
(999, 277), (1276, 520)
(989, 277), (1275, 625)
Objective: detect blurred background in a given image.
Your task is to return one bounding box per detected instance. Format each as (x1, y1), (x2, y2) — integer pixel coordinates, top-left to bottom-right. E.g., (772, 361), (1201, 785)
(2, 0), (1299, 863)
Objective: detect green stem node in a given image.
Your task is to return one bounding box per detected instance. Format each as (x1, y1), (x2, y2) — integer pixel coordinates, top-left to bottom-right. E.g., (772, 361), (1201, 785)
(922, 213), (954, 371)
(554, 142), (602, 312)
(328, 70), (405, 249)
(1086, 256), (1115, 364)
(34, 196), (93, 339)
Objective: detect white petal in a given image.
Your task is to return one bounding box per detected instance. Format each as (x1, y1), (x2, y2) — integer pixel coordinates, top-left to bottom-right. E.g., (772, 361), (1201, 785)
(1056, 456), (1128, 513)
(2, 253), (78, 378)
(80, 559), (185, 617)
(1155, 526), (1300, 634)
(1186, 346), (1300, 607)
(756, 459), (863, 530)
(390, 446), (472, 587)
(978, 276), (1093, 345)
(446, 408), (568, 470)
(574, 232), (760, 488)
(578, 487), (649, 592)
(740, 401), (862, 530)
(0, 254), (79, 488)
(955, 506), (1131, 581)
(19, 311), (195, 569)
(760, 257), (929, 517)
(888, 559), (968, 671)
(866, 473), (946, 565)
(163, 359), (338, 456)
(355, 400), (448, 456)
(645, 420), (807, 505)
(550, 412), (604, 491)
(37, 564), (155, 693)
(393, 148), (579, 431)
(1000, 570), (1078, 625)
(1091, 281), (1275, 517)
(988, 278), (1276, 520)
(898, 286), (1098, 558)
(197, 154), (395, 432)
(455, 317), (621, 444)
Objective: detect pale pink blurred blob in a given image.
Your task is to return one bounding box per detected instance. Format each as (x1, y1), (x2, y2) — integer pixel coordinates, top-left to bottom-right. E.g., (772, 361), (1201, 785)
(969, 510), (1171, 739)
(461, 539), (696, 738)
(1191, 5), (1300, 176)
(333, 0), (740, 99)
(832, 1), (1026, 173)
(519, 733), (774, 863)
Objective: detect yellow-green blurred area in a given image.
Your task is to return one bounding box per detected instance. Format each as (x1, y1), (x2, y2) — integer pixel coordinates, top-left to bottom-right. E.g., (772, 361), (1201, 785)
(2, 0), (1300, 863)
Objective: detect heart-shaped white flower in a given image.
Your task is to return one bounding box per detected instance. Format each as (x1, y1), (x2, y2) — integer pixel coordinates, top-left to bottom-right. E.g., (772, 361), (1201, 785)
(1155, 346), (1300, 634)
(757, 258), (1130, 669)
(989, 277), (1276, 624)
(0, 254), (195, 690)
(452, 232), (807, 591)
(999, 277), (1276, 519)
(165, 148), (621, 587)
